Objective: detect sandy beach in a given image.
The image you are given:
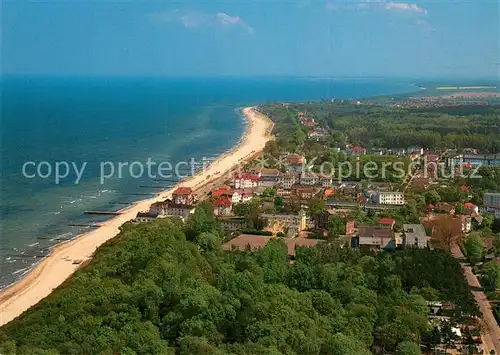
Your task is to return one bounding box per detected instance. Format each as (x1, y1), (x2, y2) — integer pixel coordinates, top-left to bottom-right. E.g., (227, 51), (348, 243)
(0, 106), (273, 326)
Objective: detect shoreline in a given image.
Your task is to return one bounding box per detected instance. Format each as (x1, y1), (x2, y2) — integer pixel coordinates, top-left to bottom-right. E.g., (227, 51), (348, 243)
(0, 106), (274, 326)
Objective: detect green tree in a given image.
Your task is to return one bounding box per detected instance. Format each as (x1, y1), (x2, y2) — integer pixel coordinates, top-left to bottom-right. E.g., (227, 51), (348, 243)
(424, 190), (441, 205)
(308, 198), (326, 214)
(322, 333), (371, 355)
(327, 215), (347, 238)
(463, 232), (484, 265)
(483, 261), (500, 291)
(396, 340), (422, 355)
(454, 203), (465, 215)
(274, 196), (283, 210)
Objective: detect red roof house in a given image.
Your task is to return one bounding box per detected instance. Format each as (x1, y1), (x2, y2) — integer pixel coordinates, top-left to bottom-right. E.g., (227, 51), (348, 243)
(172, 186), (195, 205)
(212, 185), (231, 197)
(173, 187), (193, 196)
(464, 202), (477, 210)
(378, 218), (396, 228)
(214, 197), (232, 207)
(213, 197), (233, 216)
(351, 146), (366, 154)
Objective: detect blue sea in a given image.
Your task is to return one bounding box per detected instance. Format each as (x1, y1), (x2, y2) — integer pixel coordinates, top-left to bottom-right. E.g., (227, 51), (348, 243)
(0, 76), (417, 288)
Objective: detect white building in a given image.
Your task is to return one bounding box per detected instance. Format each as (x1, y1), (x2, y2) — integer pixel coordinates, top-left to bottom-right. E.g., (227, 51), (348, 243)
(300, 172), (317, 186)
(318, 174), (333, 187)
(149, 201), (168, 216)
(376, 191), (405, 205)
(278, 173), (297, 189)
(166, 204), (196, 221)
(259, 168), (281, 187)
(233, 173), (260, 189)
(135, 212), (157, 223)
(461, 216), (472, 233)
(403, 224), (428, 248)
(226, 190), (241, 204)
(484, 193), (500, 209)
(238, 189), (253, 203)
(407, 146), (424, 155)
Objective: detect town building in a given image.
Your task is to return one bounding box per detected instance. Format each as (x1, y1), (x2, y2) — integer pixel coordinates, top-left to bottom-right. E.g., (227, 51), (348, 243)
(166, 204), (196, 220)
(134, 212), (157, 223)
(353, 226), (396, 251)
(172, 187), (195, 205)
(407, 146), (424, 155)
(390, 148), (407, 156)
(308, 129), (329, 141)
(222, 234), (323, 257)
(318, 174), (333, 187)
(212, 185), (232, 198)
(299, 172), (318, 186)
(345, 220), (356, 235)
(233, 173), (260, 189)
(371, 148), (385, 156)
(285, 154), (306, 173)
(464, 202), (479, 214)
(219, 217), (246, 232)
(375, 191), (405, 205)
(294, 187), (319, 200)
(323, 188), (336, 199)
(149, 201), (168, 216)
(276, 185), (292, 197)
(278, 173), (297, 189)
(348, 146), (366, 155)
(446, 153), (500, 168)
(261, 209), (307, 236)
(435, 202), (455, 214)
(480, 206), (500, 219)
(213, 197), (233, 217)
(236, 189), (252, 203)
(259, 168), (281, 187)
(461, 216), (472, 233)
(216, 188), (253, 204)
(484, 193), (500, 209)
(378, 218), (396, 229)
(403, 224), (428, 248)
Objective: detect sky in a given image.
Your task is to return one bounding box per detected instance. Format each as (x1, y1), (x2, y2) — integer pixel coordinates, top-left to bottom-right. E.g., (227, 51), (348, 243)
(2, 0), (499, 78)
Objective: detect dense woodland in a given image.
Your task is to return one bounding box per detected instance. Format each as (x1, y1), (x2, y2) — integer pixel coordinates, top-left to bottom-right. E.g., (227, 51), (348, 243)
(261, 103), (500, 153)
(0, 205), (478, 355)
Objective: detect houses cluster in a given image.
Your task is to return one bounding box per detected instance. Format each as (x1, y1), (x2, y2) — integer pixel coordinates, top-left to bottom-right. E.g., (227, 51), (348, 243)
(340, 145), (429, 160)
(351, 219), (429, 251)
(135, 187), (197, 222)
(297, 112), (316, 128)
(307, 128), (329, 141)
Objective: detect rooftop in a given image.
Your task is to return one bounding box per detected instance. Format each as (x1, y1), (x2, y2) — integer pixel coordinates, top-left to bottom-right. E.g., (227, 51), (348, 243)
(378, 218), (396, 226)
(358, 226), (394, 239)
(213, 197), (232, 208)
(173, 187), (193, 196)
(403, 224), (427, 238)
(222, 234), (323, 256)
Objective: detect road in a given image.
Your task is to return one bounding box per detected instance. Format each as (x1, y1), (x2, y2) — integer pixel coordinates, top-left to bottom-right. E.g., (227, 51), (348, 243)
(452, 244), (500, 353)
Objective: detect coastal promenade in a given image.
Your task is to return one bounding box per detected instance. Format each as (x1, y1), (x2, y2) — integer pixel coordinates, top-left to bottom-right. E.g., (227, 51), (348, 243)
(0, 107), (274, 326)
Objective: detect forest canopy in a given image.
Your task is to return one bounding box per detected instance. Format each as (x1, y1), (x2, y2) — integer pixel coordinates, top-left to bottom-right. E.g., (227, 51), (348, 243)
(0, 216), (477, 355)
